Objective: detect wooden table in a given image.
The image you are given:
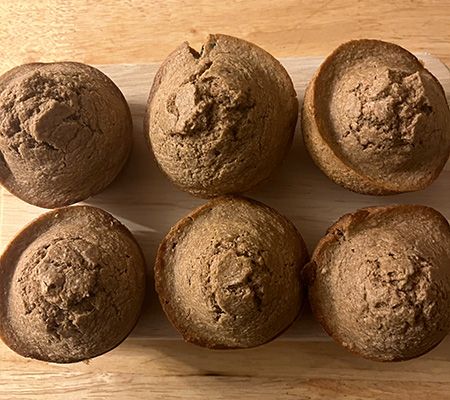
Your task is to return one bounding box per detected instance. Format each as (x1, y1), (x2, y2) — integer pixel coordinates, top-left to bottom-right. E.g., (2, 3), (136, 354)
(0, 1), (450, 399)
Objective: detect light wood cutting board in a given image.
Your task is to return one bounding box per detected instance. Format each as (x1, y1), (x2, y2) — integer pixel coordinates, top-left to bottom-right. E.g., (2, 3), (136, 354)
(0, 55), (449, 341)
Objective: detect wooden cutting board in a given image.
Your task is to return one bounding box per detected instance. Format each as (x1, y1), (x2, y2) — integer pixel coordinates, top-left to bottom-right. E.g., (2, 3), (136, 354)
(1, 55), (449, 341)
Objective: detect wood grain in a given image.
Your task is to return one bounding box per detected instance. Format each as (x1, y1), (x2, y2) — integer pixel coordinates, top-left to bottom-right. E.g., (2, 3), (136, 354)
(1, 1), (450, 398)
(1, 55), (450, 399)
(1, 337), (450, 399)
(0, 0), (449, 73)
(1, 55), (449, 343)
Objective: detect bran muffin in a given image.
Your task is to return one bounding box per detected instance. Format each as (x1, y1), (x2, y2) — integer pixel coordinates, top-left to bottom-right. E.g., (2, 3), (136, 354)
(302, 39), (450, 195)
(306, 205), (450, 361)
(145, 34), (298, 197)
(0, 206), (146, 363)
(155, 196), (308, 348)
(0, 62), (132, 208)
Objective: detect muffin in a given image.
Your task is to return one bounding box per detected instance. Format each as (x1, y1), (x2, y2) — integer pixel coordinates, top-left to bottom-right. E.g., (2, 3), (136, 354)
(0, 206), (146, 363)
(145, 34), (298, 197)
(0, 62), (132, 208)
(306, 205), (450, 361)
(302, 39), (450, 195)
(156, 196), (308, 348)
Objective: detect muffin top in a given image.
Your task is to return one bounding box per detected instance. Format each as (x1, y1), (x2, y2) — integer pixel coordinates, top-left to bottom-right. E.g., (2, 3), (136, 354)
(145, 34), (298, 197)
(303, 39), (450, 194)
(306, 205), (450, 361)
(156, 196), (308, 348)
(0, 62), (132, 208)
(0, 206), (146, 363)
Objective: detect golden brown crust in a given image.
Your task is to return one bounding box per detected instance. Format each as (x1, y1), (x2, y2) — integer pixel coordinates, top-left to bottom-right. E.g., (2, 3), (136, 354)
(0, 62), (133, 208)
(307, 204), (450, 361)
(0, 206), (146, 363)
(155, 196), (309, 349)
(302, 39), (450, 195)
(143, 44), (217, 197)
(145, 34), (298, 198)
(302, 79), (394, 195)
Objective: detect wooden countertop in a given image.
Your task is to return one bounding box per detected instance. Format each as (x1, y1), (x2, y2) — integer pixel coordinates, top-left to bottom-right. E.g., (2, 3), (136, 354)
(0, 1), (449, 399)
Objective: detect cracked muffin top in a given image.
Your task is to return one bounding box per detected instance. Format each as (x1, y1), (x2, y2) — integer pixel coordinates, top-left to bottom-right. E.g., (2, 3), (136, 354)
(302, 39), (450, 195)
(145, 34), (298, 197)
(306, 205), (450, 361)
(0, 62), (132, 208)
(0, 206), (146, 363)
(155, 196), (308, 349)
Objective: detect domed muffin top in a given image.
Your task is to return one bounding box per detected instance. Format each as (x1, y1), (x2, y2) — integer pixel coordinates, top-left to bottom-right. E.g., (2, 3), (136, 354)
(146, 34), (298, 197)
(156, 196), (308, 348)
(307, 205), (450, 361)
(0, 62), (132, 208)
(303, 39), (450, 194)
(0, 206), (146, 363)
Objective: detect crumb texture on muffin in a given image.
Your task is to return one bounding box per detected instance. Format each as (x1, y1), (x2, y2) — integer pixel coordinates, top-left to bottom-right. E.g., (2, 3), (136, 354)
(0, 62), (132, 208)
(0, 206), (146, 363)
(146, 34), (298, 197)
(156, 196), (308, 348)
(308, 205), (450, 361)
(303, 39), (450, 194)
